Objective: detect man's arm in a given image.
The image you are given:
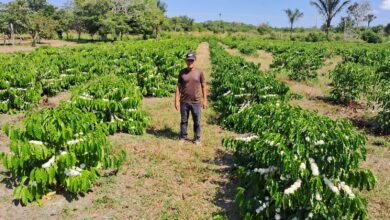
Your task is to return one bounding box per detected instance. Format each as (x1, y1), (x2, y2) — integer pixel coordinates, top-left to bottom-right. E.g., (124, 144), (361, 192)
(201, 82), (208, 109)
(175, 84), (180, 111)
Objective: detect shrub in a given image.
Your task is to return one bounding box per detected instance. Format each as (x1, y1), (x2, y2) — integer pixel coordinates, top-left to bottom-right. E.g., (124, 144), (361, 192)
(361, 30), (382, 43)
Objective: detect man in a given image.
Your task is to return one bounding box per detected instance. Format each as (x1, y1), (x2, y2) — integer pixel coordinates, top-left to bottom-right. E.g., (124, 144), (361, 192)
(175, 52), (207, 145)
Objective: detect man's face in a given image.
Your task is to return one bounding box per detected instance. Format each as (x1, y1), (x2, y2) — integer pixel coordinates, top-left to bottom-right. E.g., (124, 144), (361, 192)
(186, 59), (195, 69)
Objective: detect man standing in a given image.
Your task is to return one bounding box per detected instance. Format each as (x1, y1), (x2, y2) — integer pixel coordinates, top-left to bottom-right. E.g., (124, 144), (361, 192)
(175, 52), (207, 145)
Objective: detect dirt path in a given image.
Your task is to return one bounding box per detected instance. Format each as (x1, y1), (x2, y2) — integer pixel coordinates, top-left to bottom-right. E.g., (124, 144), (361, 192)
(0, 42), (239, 219)
(0, 40), (78, 53)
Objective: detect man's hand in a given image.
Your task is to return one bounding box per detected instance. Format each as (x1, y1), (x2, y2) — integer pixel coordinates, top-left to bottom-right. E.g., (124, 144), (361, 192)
(175, 85), (180, 111)
(202, 100), (207, 109)
(175, 101), (180, 111)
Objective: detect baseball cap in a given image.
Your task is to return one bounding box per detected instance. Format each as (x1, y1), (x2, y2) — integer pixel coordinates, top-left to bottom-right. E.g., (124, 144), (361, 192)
(186, 52), (196, 61)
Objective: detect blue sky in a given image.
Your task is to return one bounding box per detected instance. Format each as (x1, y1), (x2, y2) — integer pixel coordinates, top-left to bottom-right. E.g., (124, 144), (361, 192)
(1, 0), (389, 27)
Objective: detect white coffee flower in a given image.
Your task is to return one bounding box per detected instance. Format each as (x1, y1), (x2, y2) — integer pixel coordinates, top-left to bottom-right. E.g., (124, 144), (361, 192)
(315, 192), (322, 201)
(42, 156), (55, 169)
(323, 177), (340, 194)
(340, 181), (355, 199)
(60, 151), (67, 156)
(300, 162), (307, 171)
(29, 140), (45, 145)
(314, 140), (325, 146)
(67, 138), (85, 145)
(284, 179), (302, 195)
(31, 181), (37, 187)
(309, 158), (320, 176)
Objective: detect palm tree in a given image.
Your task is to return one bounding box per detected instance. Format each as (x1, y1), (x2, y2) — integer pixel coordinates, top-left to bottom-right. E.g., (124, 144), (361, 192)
(157, 0), (167, 13)
(284, 9), (304, 37)
(364, 14), (376, 28)
(310, 0), (351, 37)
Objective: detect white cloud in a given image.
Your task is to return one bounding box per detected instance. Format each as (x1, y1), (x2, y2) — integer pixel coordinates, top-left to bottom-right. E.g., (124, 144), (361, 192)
(381, 0), (390, 10)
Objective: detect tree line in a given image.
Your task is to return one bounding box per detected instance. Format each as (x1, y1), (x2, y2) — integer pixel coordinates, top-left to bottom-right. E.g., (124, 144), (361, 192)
(285, 0), (390, 42)
(0, 0), (389, 46)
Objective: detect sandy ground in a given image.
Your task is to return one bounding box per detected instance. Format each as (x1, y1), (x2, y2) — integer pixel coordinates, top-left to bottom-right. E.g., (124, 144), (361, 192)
(0, 40), (78, 53)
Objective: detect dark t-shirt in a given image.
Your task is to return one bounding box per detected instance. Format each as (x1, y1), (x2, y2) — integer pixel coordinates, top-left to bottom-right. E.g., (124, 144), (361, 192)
(178, 67), (205, 104)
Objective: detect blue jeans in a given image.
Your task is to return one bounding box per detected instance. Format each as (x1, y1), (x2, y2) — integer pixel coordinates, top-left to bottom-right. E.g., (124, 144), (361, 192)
(180, 102), (201, 140)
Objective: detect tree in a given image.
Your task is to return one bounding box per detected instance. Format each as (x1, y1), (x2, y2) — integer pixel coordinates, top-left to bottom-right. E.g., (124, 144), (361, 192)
(26, 0), (58, 46)
(364, 14), (376, 27)
(170, 16), (194, 32)
(0, 3), (9, 44)
(27, 0), (48, 12)
(257, 23), (272, 35)
(336, 16), (353, 32)
(52, 9), (73, 39)
(73, 0), (113, 39)
(310, 0), (351, 37)
(157, 0), (167, 13)
(28, 12), (57, 46)
(385, 23), (390, 36)
(3, 0), (29, 45)
(347, 1), (371, 27)
(98, 12), (129, 40)
(127, 0), (166, 39)
(284, 8), (304, 36)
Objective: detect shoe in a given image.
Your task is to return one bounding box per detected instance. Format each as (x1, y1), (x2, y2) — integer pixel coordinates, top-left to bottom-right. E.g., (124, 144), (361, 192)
(194, 139), (202, 146)
(179, 138), (189, 144)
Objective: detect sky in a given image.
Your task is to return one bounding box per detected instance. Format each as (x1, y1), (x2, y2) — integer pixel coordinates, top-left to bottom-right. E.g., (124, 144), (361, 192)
(1, 0), (389, 27)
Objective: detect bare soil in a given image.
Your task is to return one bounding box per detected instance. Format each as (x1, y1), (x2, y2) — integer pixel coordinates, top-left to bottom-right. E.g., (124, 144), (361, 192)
(0, 40), (78, 53)
(40, 91), (72, 109)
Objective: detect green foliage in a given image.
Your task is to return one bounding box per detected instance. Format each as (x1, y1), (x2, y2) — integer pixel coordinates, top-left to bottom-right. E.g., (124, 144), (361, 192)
(237, 42), (257, 56)
(361, 30), (382, 44)
(209, 40), (290, 119)
(222, 36), (329, 82)
(2, 103), (126, 206)
(169, 16), (194, 32)
(222, 103), (375, 220)
(209, 38), (375, 220)
(0, 59), (42, 112)
(330, 63), (376, 104)
(310, 0), (351, 36)
(385, 23), (390, 36)
(73, 0), (113, 36)
(0, 38), (197, 113)
(71, 75), (150, 135)
(304, 32), (327, 42)
(375, 76), (390, 134)
(270, 46), (327, 82)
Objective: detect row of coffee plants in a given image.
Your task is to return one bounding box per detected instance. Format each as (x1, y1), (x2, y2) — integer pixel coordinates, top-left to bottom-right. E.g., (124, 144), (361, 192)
(70, 75), (150, 135)
(330, 47), (390, 133)
(0, 75), (150, 206)
(209, 40), (376, 219)
(221, 35), (390, 134)
(0, 38), (197, 113)
(221, 36), (330, 81)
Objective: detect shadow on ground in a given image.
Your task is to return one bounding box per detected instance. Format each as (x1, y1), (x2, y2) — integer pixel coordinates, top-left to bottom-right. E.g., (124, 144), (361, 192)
(146, 126), (180, 140)
(203, 148), (240, 219)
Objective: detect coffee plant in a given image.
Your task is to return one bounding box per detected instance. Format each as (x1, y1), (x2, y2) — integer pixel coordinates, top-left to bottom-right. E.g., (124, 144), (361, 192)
(209, 39), (376, 219)
(2, 104), (126, 206)
(70, 75), (150, 135)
